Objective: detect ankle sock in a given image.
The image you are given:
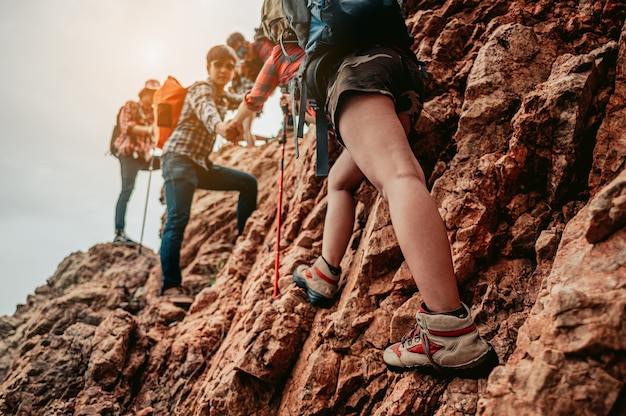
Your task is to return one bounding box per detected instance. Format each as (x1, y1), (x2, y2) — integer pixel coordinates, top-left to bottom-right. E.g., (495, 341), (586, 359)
(422, 303), (468, 319)
(321, 256), (341, 276)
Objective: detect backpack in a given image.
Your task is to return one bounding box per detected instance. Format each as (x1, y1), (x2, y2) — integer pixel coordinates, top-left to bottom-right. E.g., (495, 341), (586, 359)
(282, 0), (415, 176)
(261, 0), (297, 46)
(153, 76), (189, 149)
(109, 106), (125, 157)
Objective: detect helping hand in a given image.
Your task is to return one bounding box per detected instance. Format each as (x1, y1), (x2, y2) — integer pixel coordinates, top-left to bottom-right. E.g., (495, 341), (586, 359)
(217, 120), (243, 143)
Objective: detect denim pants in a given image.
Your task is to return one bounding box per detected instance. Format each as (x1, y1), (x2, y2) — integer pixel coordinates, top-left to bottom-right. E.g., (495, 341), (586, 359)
(115, 155), (160, 231)
(160, 153), (257, 290)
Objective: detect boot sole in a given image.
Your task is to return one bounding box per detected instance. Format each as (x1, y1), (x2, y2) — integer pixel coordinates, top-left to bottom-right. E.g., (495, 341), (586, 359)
(113, 240), (138, 246)
(386, 344), (499, 379)
(161, 296), (193, 310)
(293, 272), (334, 308)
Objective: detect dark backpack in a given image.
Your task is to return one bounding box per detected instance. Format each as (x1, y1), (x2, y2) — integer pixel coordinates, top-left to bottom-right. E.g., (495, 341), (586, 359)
(109, 106), (124, 157)
(282, 0), (415, 176)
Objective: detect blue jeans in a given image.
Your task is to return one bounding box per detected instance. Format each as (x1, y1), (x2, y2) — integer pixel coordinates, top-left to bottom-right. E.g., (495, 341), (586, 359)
(115, 155), (160, 231)
(160, 154), (257, 290)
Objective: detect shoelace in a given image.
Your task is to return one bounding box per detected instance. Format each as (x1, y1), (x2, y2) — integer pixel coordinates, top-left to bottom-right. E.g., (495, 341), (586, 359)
(400, 325), (420, 346)
(417, 316), (442, 371)
(400, 318), (442, 371)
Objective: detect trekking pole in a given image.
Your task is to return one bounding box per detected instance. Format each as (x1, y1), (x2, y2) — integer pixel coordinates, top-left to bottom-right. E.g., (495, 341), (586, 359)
(274, 104), (289, 298)
(138, 147), (156, 255)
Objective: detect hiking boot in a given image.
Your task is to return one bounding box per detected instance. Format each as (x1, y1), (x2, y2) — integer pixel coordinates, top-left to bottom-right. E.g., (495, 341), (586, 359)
(383, 303), (498, 378)
(114, 230), (136, 245)
(160, 286), (194, 308)
(293, 256), (340, 308)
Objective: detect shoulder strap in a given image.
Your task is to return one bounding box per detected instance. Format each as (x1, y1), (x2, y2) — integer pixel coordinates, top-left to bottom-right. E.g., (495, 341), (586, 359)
(314, 109), (329, 177)
(294, 79), (329, 177)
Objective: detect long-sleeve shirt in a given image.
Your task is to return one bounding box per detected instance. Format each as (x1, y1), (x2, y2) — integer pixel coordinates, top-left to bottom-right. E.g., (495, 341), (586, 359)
(241, 38), (276, 82)
(162, 78), (241, 170)
(114, 100), (154, 161)
(244, 43), (306, 113)
(253, 39), (274, 62)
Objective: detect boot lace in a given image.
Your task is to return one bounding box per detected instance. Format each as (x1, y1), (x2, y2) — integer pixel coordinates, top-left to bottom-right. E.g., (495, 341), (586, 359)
(400, 324), (421, 347)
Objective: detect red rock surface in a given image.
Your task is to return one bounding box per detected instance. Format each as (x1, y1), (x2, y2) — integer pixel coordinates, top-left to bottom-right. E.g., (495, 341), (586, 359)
(1, 1), (625, 415)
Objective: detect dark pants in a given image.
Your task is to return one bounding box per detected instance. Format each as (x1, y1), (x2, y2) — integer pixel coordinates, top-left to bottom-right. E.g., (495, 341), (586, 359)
(160, 153), (257, 290)
(115, 155), (160, 231)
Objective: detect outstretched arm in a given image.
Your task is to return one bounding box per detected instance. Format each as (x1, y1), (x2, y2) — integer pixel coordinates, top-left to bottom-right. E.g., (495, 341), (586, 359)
(231, 101), (256, 126)
(228, 101), (256, 143)
(215, 120), (241, 143)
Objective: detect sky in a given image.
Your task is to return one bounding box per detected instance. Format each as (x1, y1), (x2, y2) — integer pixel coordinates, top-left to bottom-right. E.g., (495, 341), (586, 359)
(0, 0), (283, 316)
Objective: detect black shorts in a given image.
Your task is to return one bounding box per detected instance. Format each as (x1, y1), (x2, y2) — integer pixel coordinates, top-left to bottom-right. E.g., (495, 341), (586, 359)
(326, 45), (425, 145)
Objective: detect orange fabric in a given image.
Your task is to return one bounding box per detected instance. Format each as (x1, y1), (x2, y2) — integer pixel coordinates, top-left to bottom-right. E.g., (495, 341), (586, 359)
(153, 76), (188, 149)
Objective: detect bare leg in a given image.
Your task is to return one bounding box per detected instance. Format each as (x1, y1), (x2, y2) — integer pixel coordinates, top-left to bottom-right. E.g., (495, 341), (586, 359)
(321, 150), (365, 267)
(336, 93), (460, 312)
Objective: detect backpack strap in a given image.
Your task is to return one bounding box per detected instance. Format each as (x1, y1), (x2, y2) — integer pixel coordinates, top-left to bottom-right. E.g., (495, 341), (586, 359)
(288, 76), (302, 159)
(314, 107), (329, 177)
(294, 85), (329, 177)
(296, 78), (306, 140)
(291, 52), (331, 177)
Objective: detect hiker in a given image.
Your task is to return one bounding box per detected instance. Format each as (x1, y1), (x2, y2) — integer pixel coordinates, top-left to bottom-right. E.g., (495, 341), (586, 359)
(112, 79), (161, 244)
(230, 41), (314, 136)
(159, 45), (257, 305)
(226, 31), (274, 83)
(290, 2), (497, 376)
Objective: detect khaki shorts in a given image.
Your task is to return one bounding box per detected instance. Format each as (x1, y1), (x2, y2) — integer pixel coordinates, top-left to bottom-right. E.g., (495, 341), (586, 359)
(326, 45), (425, 145)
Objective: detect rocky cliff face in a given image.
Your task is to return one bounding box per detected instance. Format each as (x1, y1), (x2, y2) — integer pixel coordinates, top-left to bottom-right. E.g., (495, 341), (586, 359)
(1, 1), (625, 415)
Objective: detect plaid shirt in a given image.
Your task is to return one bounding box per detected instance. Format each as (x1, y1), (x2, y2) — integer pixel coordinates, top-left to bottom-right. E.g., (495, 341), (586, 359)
(230, 74), (255, 95)
(162, 79), (241, 170)
(114, 100), (154, 161)
(244, 43), (305, 113)
(253, 39), (274, 62)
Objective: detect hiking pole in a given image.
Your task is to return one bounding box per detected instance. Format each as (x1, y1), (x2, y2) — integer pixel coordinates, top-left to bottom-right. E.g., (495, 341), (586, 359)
(274, 104), (289, 298)
(138, 147), (156, 255)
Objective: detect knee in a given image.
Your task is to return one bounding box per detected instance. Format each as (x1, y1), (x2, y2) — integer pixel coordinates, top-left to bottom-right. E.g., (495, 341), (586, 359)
(399, 163), (426, 185)
(243, 175), (258, 195)
(390, 156), (427, 185)
(119, 186), (134, 199)
(328, 169), (359, 195)
(378, 160), (427, 195)
(121, 174), (137, 192)
(164, 209), (190, 232)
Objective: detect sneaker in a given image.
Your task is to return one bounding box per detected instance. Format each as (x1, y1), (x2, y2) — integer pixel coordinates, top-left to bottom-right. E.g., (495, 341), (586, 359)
(292, 256), (340, 308)
(160, 286), (194, 308)
(113, 230), (137, 245)
(383, 303), (498, 378)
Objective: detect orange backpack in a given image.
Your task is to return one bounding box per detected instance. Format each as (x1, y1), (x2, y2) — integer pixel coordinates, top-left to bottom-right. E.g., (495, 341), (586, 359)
(153, 76), (188, 149)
